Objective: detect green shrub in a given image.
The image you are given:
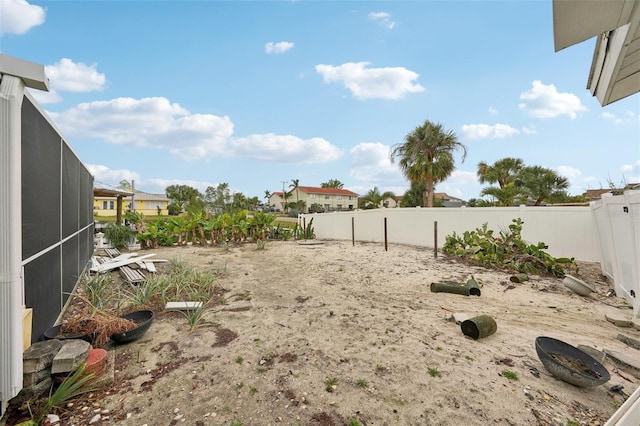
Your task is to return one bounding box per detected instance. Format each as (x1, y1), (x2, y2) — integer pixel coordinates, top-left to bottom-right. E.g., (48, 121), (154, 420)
(442, 218), (577, 277)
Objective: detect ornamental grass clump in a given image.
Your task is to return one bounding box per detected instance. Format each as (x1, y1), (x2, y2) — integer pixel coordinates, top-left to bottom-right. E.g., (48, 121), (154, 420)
(442, 218), (578, 277)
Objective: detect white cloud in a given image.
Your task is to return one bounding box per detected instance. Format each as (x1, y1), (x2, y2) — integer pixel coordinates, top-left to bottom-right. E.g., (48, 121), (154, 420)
(460, 123), (519, 139)
(28, 89), (62, 104)
(30, 58), (107, 104)
(601, 111), (636, 125)
(368, 11), (396, 29)
(49, 96), (342, 164)
(87, 164), (141, 184)
(144, 178), (218, 194)
(349, 142), (403, 183)
(45, 58), (107, 92)
(521, 125), (536, 135)
(316, 62), (424, 100)
(265, 41), (294, 54)
(621, 160), (640, 183)
(488, 106), (499, 115)
(555, 165), (582, 180)
(0, 0), (45, 35)
(232, 134), (343, 163)
(50, 97), (232, 160)
(518, 80), (587, 119)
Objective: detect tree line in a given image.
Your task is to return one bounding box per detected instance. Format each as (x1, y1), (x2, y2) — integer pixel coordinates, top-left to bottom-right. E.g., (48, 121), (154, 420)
(360, 119), (585, 208)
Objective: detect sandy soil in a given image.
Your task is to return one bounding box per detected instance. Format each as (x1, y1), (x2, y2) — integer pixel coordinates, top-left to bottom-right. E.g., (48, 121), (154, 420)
(9, 240), (640, 425)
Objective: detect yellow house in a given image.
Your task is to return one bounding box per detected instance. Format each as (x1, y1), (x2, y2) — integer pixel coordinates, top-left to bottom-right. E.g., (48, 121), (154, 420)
(269, 186), (359, 213)
(93, 180), (169, 217)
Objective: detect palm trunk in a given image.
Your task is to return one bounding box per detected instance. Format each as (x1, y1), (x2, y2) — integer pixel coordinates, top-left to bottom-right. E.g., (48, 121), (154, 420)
(425, 179), (435, 207)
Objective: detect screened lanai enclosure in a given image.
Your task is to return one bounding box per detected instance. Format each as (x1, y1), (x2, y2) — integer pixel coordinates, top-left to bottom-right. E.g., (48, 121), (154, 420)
(0, 54), (94, 415)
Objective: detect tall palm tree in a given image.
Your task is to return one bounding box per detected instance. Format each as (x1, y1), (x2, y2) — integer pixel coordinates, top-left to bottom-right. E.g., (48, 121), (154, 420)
(264, 190), (272, 210)
(289, 179), (300, 206)
(390, 120), (467, 207)
(359, 187), (396, 209)
(477, 157), (524, 189)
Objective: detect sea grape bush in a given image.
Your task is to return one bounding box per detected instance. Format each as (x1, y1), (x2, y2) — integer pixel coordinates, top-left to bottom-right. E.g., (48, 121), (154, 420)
(442, 218), (578, 277)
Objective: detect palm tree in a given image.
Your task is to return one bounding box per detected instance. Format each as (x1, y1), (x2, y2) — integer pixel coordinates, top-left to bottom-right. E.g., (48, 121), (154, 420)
(359, 187), (396, 209)
(289, 179), (300, 206)
(480, 182), (524, 206)
(321, 179), (344, 189)
(264, 190), (272, 207)
(390, 120), (467, 207)
(516, 166), (570, 206)
(477, 157), (524, 189)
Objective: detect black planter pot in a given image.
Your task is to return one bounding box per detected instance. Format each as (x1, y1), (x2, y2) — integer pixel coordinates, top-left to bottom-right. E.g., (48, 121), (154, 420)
(110, 310), (154, 344)
(43, 325), (93, 343)
(535, 336), (610, 387)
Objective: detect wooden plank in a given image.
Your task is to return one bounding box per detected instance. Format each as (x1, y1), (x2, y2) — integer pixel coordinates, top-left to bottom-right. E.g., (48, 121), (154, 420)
(90, 253), (156, 273)
(119, 265), (146, 284)
(144, 261), (157, 273)
(105, 248), (122, 258)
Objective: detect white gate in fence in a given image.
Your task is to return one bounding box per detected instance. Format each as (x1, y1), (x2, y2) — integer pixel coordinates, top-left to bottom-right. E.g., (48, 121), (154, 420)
(591, 191), (640, 318)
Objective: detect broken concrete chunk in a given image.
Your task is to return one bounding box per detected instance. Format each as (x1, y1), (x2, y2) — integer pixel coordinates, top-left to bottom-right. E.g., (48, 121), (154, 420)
(11, 376), (53, 404)
(23, 339), (63, 373)
(604, 349), (640, 379)
(23, 367), (53, 388)
(605, 309), (632, 328)
(616, 333), (640, 350)
(51, 339), (91, 374)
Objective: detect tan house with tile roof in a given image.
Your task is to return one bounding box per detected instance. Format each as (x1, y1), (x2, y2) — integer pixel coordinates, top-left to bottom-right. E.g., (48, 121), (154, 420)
(269, 185), (359, 213)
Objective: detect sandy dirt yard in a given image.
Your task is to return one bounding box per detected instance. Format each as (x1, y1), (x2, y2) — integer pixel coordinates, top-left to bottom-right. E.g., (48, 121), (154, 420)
(8, 240), (640, 425)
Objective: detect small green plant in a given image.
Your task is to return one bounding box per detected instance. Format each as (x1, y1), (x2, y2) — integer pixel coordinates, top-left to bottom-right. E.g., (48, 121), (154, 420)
(256, 239), (267, 250)
(428, 367), (442, 378)
(375, 364), (385, 371)
(179, 305), (208, 332)
(502, 370), (519, 381)
(356, 378), (368, 388)
(348, 418), (362, 426)
(123, 277), (158, 309)
(257, 367), (266, 373)
(231, 420), (243, 426)
(250, 386), (258, 395)
(325, 377), (338, 392)
(83, 273), (114, 310)
(235, 355), (244, 364)
(566, 420), (580, 426)
(17, 364), (95, 426)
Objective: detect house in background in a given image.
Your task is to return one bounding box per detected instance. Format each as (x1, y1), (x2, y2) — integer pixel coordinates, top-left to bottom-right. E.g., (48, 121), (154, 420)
(269, 186), (359, 213)
(93, 180), (169, 217)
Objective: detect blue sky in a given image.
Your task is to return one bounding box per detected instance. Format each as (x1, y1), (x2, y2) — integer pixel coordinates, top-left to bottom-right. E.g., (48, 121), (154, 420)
(2, 0), (639, 202)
